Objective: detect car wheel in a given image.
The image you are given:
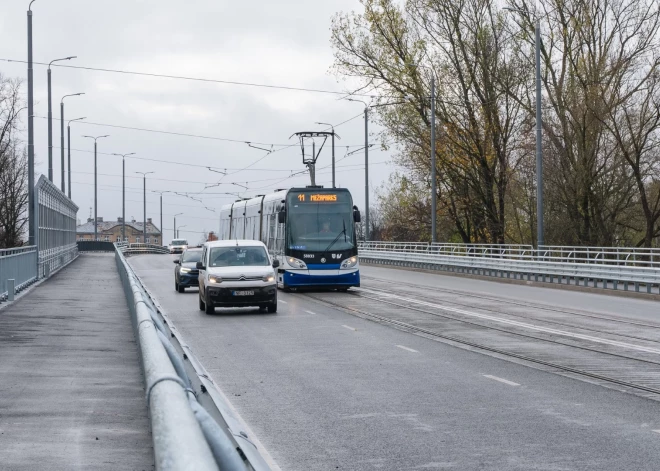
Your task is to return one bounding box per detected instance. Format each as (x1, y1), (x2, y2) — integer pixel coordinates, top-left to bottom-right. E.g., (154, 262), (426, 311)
(198, 293), (205, 311)
(204, 291), (215, 314)
(175, 280), (179, 292)
(178, 284), (185, 293)
(267, 302), (277, 313)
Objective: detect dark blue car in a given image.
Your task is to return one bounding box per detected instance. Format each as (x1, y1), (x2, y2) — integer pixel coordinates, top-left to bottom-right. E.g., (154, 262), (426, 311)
(174, 248), (203, 293)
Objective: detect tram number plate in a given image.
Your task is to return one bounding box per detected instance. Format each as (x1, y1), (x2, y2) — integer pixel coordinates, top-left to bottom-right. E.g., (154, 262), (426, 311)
(232, 290), (254, 296)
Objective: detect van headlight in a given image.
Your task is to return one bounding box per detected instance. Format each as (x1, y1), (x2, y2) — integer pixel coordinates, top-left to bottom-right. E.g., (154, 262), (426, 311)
(263, 274), (275, 282)
(340, 256), (358, 269)
(209, 276), (222, 284)
(287, 257), (307, 269)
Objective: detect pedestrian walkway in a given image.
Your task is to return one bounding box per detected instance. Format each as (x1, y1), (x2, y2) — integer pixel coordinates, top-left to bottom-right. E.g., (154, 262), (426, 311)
(0, 253), (153, 470)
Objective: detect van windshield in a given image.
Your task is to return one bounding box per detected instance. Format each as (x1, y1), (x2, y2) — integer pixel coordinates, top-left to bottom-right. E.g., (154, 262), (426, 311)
(209, 246), (269, 267)
(171, 239), (188, 245)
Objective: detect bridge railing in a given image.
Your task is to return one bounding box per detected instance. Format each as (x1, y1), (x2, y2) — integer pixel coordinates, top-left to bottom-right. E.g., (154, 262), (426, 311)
(35, 175), (79, 278)
(358, 242), (660, 294)
(0, 246), (38, 301)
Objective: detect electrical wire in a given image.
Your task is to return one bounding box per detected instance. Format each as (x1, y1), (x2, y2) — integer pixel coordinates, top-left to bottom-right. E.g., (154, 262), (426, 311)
(1, 58), (376, 98)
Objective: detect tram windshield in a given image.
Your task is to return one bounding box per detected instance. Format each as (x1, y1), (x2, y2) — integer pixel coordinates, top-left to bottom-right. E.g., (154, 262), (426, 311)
(286, 191), (356, 252)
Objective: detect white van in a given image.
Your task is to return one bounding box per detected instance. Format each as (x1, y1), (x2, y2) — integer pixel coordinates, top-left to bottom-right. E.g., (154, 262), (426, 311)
(197, 240), (279, 314)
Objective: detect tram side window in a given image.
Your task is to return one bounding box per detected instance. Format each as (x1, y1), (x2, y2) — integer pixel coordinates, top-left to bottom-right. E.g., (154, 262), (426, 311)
(267, 213), (276, 251)
(275, 216), (284, 253)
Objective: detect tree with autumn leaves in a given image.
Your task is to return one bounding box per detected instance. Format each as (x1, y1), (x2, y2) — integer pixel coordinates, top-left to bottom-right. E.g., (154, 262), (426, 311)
(331, 0), (660, 247)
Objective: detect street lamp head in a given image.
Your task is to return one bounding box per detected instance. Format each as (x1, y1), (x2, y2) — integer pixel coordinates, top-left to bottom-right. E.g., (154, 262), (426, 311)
(82, 134), (109, 142)
(61, 92), (85, 103)
(49, 56), (77, 68)
(29, 0), (37, 11)
(68, 117), (86, 126)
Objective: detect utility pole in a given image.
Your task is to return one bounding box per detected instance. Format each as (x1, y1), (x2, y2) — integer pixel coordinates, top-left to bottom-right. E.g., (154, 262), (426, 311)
(67, 117), (86, 199)
(27, 1), (36, 246)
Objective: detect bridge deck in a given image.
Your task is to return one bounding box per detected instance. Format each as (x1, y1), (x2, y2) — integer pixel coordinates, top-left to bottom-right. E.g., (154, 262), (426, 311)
(0, 253), (153, 470)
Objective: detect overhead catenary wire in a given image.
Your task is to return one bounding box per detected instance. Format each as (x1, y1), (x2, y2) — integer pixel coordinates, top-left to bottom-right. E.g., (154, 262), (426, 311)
(2, 58), (377, 98)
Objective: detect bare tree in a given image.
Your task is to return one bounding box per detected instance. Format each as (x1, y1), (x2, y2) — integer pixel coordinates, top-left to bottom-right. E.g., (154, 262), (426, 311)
(0, 74), (28, 248)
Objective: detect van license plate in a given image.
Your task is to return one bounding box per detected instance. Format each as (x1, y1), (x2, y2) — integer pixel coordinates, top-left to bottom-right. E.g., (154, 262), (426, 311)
(233, 290), (254, 296)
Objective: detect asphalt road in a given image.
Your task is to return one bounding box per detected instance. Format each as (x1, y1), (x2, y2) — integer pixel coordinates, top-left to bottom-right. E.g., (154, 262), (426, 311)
(129, 255), (660, 471)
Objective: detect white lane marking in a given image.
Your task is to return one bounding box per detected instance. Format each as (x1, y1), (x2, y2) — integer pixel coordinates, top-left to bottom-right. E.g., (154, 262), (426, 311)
(396, 345), (419, 353)
(359, 288), (660, 355)
(483, 375), (520, 386)
(304, 310), (317, 315)
(342, 324), (357, 331)
(279, 300), (288, 304)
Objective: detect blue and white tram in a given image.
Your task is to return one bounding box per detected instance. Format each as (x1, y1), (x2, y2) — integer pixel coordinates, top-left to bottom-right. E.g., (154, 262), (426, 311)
(219, 187), (361, 290)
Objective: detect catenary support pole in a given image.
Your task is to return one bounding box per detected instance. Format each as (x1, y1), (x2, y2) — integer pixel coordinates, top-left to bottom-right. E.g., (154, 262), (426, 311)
(365, 106), (369, 241)
(431, 76), (437, 243)
(535, 18), (544, 247)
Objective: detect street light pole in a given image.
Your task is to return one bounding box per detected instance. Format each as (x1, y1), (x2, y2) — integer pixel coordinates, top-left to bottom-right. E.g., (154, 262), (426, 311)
(364, 106), (369, 242)
(174, 213), (183, 240)
(112, 153), (135, 242)
(47, 56), (76, 182)
(136, 171), (154, 243)
(61, 93), (84, 193)
(27, 1), (36, 246)
(83, 135), (109, 241)
(67, 117), (86, 199)
(177, 225), (187, 239)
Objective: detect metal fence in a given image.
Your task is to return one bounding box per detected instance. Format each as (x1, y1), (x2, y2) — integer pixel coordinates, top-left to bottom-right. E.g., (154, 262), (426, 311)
(0, 246), (38, 301)
(35, 175), (78, 277)
(358, 242), (660, 294)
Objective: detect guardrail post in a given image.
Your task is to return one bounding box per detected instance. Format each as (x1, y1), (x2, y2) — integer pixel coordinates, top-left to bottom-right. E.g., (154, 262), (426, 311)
(44, 263), (50, 278)
(7, 279), (15, 301)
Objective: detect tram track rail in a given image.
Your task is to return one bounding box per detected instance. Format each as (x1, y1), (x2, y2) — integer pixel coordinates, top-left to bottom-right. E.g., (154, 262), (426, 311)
(362, 275), (660, 344)
(299, 287), (660, 400)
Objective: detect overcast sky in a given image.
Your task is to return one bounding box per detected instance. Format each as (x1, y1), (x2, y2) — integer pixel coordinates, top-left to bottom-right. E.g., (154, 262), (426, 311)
(1, 0), (394, 242)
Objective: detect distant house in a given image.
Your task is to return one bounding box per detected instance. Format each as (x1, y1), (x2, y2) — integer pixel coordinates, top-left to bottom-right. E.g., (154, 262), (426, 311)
(77, 217), (162, 244)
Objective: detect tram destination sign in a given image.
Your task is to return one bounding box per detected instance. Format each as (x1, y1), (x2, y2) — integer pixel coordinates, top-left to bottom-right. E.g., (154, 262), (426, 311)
(292, 193), (348, 203)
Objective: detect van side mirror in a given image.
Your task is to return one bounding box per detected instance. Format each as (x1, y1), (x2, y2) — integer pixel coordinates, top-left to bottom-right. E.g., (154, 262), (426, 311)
(196, 261), (205, 270)
(173, 259), (180, 264)
(278, 211), (286, 224)
(353, 210), (361, 223)
(272, 259), (280, 268)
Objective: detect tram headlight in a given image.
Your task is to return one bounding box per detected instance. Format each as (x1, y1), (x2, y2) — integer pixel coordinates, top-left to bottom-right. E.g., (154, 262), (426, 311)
(340, 256), (358, 269)
(287, 257), (307, 269)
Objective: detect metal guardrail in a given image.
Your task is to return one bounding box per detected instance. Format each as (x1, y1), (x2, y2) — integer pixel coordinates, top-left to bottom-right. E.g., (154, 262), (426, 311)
(115, 244), (266, 470)
(358, 242), (660, 294)
(0, 246), (38, 301)
(116, 242), (170, 255)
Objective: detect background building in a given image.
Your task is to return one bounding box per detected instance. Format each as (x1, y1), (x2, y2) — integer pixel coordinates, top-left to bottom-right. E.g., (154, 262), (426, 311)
(77, 217), (162, 244)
